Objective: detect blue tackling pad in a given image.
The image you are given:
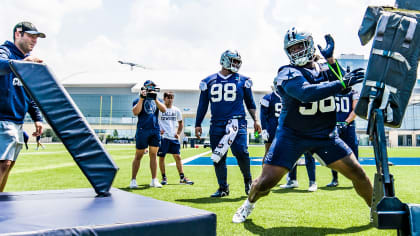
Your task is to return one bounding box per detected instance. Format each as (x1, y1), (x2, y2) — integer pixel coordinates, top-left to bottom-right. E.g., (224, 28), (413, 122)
(0, 188), (216, 236)
(9, 61), (118, 196)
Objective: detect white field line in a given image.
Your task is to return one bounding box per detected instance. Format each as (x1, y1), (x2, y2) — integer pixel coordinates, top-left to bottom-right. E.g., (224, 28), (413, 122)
(168, 150), (212, 166)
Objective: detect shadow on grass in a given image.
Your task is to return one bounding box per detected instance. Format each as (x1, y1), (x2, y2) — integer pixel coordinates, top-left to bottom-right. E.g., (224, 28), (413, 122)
(119, 185), (151, 192)
(176, 196), (247, 204)
(318, 186), (353, 191)
(244, 219), (373, 235)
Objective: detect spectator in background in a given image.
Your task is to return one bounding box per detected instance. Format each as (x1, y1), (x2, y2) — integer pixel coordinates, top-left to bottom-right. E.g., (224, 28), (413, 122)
(23, 131), (29, 150)
(158, 92), (193, 185)
(182, 136), (188, 149)
(129, 80), (166, 189)
(36, 135), (44, 150)
(0, 21), (45, 192)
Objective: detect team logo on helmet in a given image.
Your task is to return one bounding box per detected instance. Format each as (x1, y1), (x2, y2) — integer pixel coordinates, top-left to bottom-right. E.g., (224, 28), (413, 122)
(220, 49), (242, 73)
(284, 27), (315, 66)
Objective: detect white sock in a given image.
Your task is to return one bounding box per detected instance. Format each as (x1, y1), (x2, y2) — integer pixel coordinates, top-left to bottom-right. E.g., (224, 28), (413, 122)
(244, 199), (255, 207)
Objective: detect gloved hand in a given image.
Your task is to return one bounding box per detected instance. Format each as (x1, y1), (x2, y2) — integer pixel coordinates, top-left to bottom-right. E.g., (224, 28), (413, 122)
(342, 68), (365, 89)
(261, 129), (269, 141)
(317, 34), (335, 59)
(336, 122), (348, 135)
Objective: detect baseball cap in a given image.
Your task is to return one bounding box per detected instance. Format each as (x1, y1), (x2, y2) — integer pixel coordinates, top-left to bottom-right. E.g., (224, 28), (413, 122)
(144, 80), (156, 87)
(13, 21), (46, 38)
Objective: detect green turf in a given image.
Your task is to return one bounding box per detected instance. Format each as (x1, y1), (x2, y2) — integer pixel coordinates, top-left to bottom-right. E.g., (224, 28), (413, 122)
(6, 144), (420, 235)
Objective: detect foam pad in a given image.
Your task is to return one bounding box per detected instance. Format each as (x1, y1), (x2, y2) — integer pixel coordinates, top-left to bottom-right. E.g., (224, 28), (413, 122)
(0, 188), (216, 235)
(406, 204), (420, 235)
(9, 61), (118, 195)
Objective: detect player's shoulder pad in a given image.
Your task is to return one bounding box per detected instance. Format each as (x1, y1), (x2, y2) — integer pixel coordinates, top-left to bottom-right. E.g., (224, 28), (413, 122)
(199, 73), (218, 91)
(260, 95), (270, 107)
(275, 66), (302, 86)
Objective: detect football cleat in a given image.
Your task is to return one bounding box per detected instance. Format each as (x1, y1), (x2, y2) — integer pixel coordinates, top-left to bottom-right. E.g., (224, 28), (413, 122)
(280, 180), (298, 189)
(326, 180), (339, 187)
(161, 177), (168, 185)
(308, 181), (318, 192)
(180, 177), (194, 185)
(211, 186), (229, 197)
(232, 200), (255, 223)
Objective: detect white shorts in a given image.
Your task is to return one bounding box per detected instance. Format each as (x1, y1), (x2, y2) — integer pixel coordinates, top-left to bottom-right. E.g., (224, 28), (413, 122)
(0, 121), (23, 161)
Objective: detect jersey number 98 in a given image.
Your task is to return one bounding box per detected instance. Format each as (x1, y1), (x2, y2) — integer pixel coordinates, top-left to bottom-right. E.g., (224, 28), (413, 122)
(210, 83), (237, 102)
(299, 96), (335, 115)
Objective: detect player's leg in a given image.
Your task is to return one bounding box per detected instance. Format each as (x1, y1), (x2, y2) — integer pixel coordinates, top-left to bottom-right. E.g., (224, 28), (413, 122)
(147, 130), (162, 188)
(157, 139), (169, 185)
(231, 131), (252, 195)
(210, 132), (229, 197)
(280, 165), (298, 189)
(233, 127), (304, 223)
(131, 130), (149, 188)
(314, 136), (372, 207)
(0, 161), (14, 192)
(328, 153), (372, 207)
(304, 153), (317, 192)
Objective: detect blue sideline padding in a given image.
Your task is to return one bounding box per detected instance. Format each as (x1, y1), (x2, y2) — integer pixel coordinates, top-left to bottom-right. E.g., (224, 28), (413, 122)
(9, 61), (118, 196)
(0, 188), (216, 236)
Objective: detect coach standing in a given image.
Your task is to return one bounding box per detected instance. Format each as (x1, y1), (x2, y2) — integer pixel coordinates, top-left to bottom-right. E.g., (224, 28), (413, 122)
(0, 21), (45, 192)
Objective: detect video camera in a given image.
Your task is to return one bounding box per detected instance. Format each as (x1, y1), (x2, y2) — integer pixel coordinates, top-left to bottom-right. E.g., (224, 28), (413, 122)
(140, 85), (160, 100)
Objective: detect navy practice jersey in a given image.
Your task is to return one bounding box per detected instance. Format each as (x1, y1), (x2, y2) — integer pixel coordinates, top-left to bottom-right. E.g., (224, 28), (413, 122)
(195, 72), (256, 127)
(275, 63), (344, 138)
(260, 92), (282, 131)
(336, 89), (359, 123)
(133, 98), (163, 130)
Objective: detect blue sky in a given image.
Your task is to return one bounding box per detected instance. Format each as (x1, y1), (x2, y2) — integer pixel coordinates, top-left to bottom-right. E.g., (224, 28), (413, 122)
(0, 0), (395, 80)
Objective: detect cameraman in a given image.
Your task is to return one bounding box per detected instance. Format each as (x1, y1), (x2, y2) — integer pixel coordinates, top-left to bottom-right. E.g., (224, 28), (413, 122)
(130, 80), (166, 188)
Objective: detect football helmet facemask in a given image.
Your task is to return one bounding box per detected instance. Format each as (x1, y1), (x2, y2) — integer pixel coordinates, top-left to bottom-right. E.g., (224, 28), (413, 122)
(220, 49), (242, 73)
(284, 27), (315, 66)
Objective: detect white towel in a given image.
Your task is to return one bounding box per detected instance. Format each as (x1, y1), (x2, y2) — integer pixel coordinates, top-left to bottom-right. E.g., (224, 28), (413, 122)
(211, 119), (239, 163)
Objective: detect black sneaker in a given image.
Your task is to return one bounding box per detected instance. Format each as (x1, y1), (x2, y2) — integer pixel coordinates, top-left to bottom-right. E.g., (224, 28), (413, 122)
(245, 179), (252, 195)
(326, 180), (338, 187)
(161, 177), (168, 185)
(210, 186), (229, 197)
(180, 177), (194, 185)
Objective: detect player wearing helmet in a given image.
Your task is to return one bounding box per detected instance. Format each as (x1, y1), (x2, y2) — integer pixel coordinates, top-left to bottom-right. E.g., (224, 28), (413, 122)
(232, 28), (372, 223)
(195, 49), (261, 197)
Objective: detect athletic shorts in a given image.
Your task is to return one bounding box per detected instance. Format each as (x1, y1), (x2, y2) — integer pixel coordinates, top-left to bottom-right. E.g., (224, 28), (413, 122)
(135, 128), (160, 150)
(157, 138), (180, 157)
(264, 127), (352, 170)
(0, 121), (23, 161)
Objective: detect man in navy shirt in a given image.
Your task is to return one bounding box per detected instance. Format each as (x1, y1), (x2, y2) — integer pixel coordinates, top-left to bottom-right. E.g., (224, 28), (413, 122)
(0, 21), (45, 192)
(326, 88), (360, 187)
(130, 80), (166, 189)
(195, 49), (261, 197)
(233, 28), (372, 223)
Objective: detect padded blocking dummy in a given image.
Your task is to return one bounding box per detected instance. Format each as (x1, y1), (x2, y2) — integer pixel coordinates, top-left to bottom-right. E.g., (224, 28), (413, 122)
(356, 6), (420, 127)
(9, 61), (118, 195)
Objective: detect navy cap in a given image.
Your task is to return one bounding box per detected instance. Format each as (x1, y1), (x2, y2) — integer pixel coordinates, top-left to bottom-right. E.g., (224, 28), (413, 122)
(144, 80), (156, 87)
(14, 21), (46, 38)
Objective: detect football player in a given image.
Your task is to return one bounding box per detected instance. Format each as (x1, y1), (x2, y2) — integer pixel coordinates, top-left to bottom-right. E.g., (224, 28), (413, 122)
(233, 28), (372, 223)
(326, 87), (360, 187)
(195, 49), (262, 197)
(260, 89), (317, 192)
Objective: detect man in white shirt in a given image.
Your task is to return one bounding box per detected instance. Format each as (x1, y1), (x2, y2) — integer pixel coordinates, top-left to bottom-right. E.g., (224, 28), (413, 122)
(158, 92), (194, 185)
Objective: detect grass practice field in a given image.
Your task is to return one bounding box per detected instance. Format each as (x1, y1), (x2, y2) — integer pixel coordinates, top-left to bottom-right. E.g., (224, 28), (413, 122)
(7, 144), (420, 236)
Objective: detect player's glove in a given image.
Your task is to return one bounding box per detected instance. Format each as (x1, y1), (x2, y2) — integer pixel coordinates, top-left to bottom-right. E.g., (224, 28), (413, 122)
(342, 68), (364, 89)
(336, 121), (348, 135)
(317, 34), (335, 59)
(261, 129), (269, 141)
